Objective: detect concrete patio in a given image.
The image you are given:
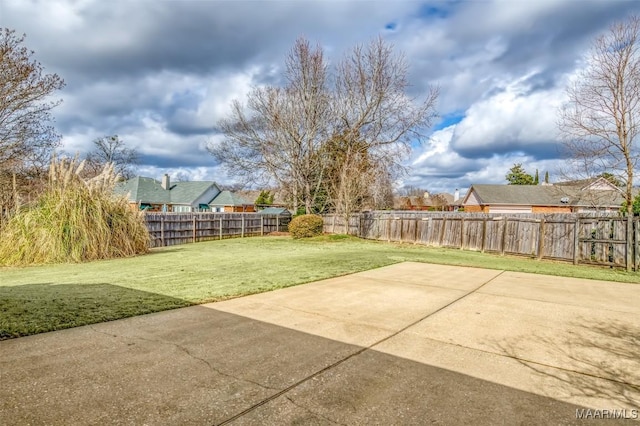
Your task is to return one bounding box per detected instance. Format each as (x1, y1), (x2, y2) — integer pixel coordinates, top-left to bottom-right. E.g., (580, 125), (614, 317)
(1, 262), (638, 424)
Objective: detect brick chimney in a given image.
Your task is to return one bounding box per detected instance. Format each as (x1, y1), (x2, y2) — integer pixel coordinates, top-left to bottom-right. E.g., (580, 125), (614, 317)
(161, 174), (170, 190)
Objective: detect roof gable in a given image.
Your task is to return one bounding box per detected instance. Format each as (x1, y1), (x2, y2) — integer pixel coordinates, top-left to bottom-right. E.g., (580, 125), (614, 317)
(209, 190), (251, 206)
(169, 181), (219, 204)
(461, 187), (482, 205)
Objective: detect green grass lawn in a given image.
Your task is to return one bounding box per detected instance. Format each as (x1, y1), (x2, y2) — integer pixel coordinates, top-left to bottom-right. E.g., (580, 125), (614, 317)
(2, 235), (638, 339)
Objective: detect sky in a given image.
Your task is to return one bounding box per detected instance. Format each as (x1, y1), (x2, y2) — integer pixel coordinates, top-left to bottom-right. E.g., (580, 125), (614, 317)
(3, 0), (640, 195)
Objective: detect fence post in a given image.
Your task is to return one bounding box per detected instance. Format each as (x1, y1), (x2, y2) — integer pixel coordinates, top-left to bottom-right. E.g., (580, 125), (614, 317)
(219, 215), (223, 240)
(261, 215), (264, 236)
(241, 214), (245, 238)
(538, 218), (545, 260)
(500, 217), (507, 255)
(161, 215), (165, 247)
(413, 216), (419, 244)
(635, 218), (639, 271)
(460, 217), (465, 250)
(480, 217), (486, 253)
(626, 215), (633, 271)
(573, 217), (580, 265)
(192, 215), (197, 243)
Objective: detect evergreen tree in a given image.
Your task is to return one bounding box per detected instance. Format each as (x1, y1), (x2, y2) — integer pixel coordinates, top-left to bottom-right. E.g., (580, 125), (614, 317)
(534, 169), (539, 185)
(505, 163), (535, 185)
(544, 171), (549, 184)
(255, 190), (274, 207)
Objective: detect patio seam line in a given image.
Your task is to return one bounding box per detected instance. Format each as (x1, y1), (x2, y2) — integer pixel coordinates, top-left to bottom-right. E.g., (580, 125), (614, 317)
(215, 269), (507, 425)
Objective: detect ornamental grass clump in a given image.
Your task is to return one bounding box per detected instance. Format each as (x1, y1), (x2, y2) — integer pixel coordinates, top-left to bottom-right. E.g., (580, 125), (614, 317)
(288, 214), (324, 239)
(0, 156), (149, 266)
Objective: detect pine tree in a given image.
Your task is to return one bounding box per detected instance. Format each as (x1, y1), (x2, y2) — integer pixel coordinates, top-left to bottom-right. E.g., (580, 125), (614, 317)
(534, 169), (539, 185)
(505, 163), (535, 185)
(544, 171), (549, 184)
(255, 190), (274, 206)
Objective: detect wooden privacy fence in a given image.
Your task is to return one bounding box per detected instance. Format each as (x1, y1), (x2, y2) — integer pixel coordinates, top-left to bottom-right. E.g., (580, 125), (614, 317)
(323, 212), (640, 270)
(145, 212), (290, 248)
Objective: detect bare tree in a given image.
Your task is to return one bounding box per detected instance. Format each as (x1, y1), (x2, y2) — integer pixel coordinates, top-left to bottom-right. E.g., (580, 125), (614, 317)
(84, 135), (139, 179)
(323, 133), (381, 225)
(210, 38), (330, 214)
(559, 15), (640, 270)
(212, 36), (437, 218)
(430, 193), (449, 211)
(370, 170), (394, 209)
(397, 186), (430, 197)
(0, 29), (65, 213)
(0, 29), (64, 167)
(328, 37), (438, 220)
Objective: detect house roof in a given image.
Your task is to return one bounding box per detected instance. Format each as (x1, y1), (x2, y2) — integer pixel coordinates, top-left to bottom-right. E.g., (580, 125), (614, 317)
(115, 176), (220, 205)
(257, 207), (292, 215)
(115, 177), (169, 204)
(172, 182), (216, 204)
(463, 184), (625, 208)
(209, 190), (251, 206)
(553, 176), (620, 191)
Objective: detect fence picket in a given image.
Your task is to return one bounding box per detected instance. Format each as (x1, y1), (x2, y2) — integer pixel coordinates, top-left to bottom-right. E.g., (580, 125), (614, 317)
(144, 212), (290, 247)
(322, 211), (636, 270)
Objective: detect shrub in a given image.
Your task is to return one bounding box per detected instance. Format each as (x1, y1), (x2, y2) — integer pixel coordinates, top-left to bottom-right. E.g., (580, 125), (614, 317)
(288, 214), (324, 239)
(0, 156), (149, 266)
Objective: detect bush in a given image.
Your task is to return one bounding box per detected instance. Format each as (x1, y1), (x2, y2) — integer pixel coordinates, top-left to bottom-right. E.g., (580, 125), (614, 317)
(0, 156), (149, 266)
(288, 214), (324, 239)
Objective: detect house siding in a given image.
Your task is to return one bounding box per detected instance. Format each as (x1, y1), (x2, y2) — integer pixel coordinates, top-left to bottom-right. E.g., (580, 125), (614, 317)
(223, 205), (256, 213)
(488, 205), (532, 214)
(532, 206), (572, 213)
(464, 190), (482, 206)
(464, 205), (486, 213)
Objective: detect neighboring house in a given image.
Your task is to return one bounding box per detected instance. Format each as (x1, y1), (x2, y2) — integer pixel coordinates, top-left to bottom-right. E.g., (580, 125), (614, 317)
(462, 177), (626, 214)
(115, 174), (255, 212)
(208, 190), (255, 212)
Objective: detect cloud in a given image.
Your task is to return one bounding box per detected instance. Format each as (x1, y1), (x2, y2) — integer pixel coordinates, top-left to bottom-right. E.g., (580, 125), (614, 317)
(4, 0), (640, 194)
(408, 124), (569, 194)
(449, 72), (566, 159)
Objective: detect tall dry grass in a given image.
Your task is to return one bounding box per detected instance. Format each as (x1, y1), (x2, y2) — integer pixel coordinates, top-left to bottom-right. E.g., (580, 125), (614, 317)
(0, 156), (149, 266)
